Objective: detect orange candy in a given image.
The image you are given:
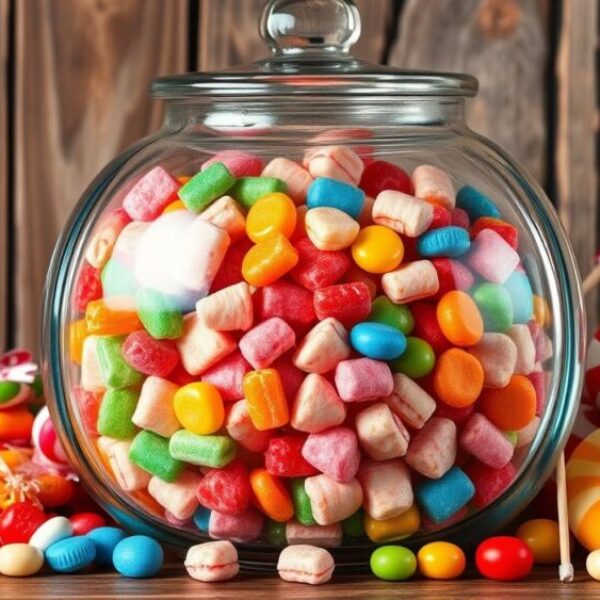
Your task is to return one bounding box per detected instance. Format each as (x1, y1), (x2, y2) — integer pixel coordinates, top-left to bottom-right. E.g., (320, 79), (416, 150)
(437, 290), (484, 346)
(162, 199), (185, 214)
(480, 375), (537, 431)
(36, 474), (76, 507)
(0, 408), (34, 441)
(0, 449), (29, 470)
(245, 193), (297, 243)
(433, 348), (484, 408)
(85, 297), (142, 336)
(243, 369), (289, 431)
(533, 295), (551, 327)
(68, 319), (88, 364)
(249, 468), (294, 522)
(242, 233), (299, 287)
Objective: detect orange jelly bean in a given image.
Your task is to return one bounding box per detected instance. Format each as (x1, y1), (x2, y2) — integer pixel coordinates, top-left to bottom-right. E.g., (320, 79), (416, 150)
(68, 319), (88, 364)
(250, 468), (294, 522)
(433, 348), (484, 408)
(242, 233), (299, 287)
(0, 408), (34, 441)
(0, 449), (29, 470)
(36, 474), (76, 507)
(480, 375), (536, 430)
(246, 193), (297, 243)
(533, 295), (551, 327)
(437, 290), (483, 346)
(162, 199), (185, 214)
(85, 297), (142, 336)
(243, 369), (289, 431)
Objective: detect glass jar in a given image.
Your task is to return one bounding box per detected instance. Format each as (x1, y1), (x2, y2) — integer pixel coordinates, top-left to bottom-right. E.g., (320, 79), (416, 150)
(43, 0), (584, 569)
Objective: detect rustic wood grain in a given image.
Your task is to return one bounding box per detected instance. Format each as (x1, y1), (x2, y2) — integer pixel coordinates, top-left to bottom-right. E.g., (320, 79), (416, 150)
(1, 565), (599, 598)
(388, 0), (549, 183)
(556, 0), (599, 324)
(0, 0), (9, 349)
(13, 0), (188, 348)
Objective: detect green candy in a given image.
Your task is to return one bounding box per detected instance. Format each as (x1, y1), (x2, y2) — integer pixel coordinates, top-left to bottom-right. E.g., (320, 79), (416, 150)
(101, 258), (137, 297)
(136, 288), (183, 340)
(178, 162), (236, 212)
(504, 430), (518, 446)
(389, 337), (435, 379)
(97, 388), (139, 439)
(342, 509), (365, 538)
(0, 381), (23, 406)
(129, 430), (184, 482)
(369, 296), (414, 334)
(169, 431), (236, 468)
(230, 176), (287, 209)
(291, 479), (316, 526)
(31, 374), (44, 398)
(265, 520), (287, 546)
(96, 336), (143, 389)
(370, 545), (417, 581)
(471, 282), (514, 332)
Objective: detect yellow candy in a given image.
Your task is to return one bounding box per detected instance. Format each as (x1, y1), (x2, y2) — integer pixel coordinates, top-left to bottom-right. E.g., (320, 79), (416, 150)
(242, 233), (299, 287)
(417, 541), (466, 580)
(0, 448), (29, 470)
(0, 544), (44, 577)
(246, 193), (297, 243)
(364, 504), (420, 542)
(351, 224), (404, 274)
(68, 319), (88, 364)
(516, 519), (560, 565)
(533, 295), (551, 327)
(162, 199), (185, 214)
(173, 382), (224, 435)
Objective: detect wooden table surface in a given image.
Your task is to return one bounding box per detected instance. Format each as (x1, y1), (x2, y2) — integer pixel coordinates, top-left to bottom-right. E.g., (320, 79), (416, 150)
(3, 564), (600, 599)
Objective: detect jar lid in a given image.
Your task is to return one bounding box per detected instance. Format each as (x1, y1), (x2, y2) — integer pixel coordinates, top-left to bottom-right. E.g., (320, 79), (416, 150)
(151, 0), (477, 99)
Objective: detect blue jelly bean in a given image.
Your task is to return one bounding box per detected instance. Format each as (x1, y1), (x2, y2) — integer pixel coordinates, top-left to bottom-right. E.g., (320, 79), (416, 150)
(417, 226), (471, 258)
(415, 466), (475, 523)
(307, 177), (365, 219)
(193, 507), (211, 532)
(45, 536), (97, 573)
(112, 535), (164, 578)
(456, 186), (501, 220)
(86, 526), (127, 566)
(350, 322), (407, 360)
(503, 271), (534, 323)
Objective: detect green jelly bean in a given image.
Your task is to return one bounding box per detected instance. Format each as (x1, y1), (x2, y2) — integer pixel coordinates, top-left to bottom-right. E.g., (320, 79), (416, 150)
(136, 288), (183, 340)
(178, 162), (236, 212)
(389, 337), (435, 379)
(97, 388), (139, 440)
(342, 509), (365, 538)
(265, 520), (286, 546)
(0, 381), (22, 406)
(230, 177), (287, 209)
(169, 430), (236, 468)
(129, 430), (184, 482)
(96, 336), (143, 389)
(370, 545), (417, 581)
(472, 282), (514, 332)
(291, 479), (316, 526)
(369, 296), (414, 334)
(101, 258), (137, 297)
(504, 430), (518, 446)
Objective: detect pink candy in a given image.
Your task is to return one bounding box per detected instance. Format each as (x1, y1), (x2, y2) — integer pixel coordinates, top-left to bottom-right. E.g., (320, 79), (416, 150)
(201, 352), (251, 402)
(122, 166), (180, 221)
(122, 331), (179, 377)
(355, 402), (410, 460)
(467, 229), (519, 284)
(209, 507), (264, 543)
(291, 373), (346, 433)
(293, 318), (351, 374)
(239, 317), (296, 369)
(334, 358), (393, 402)
(257, 281), (316, 332)
(385, 373), (436, 430)
(405, 417), (457, 479)
(301, 427), (360, 483)
(262, 158), (313, 204)
(459, 413), (514, 469)
(303, 145), (364, 185)
(202, 150), (264, 177)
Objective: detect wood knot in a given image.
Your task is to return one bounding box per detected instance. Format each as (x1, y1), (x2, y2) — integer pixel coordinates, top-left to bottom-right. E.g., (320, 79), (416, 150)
(477, 0), (522, 39)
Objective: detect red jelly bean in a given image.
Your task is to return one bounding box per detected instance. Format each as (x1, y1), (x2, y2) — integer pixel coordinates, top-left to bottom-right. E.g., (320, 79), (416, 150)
(475, 536), (533, 581)
(122, 330), (179, 377)
(450, 207), (470, 229)
(410, 302), (451, 354)
(211, 238), (253, 293)
(465, 461), (517, 508)
(257, 281), (316, 332)
(265, 435), (319, 478)
(74, 387), (102, 436)
(73, 263), (103, 313)
(428, 205), (452, 230)
(470, 217), (518, 249)
(69, 512), (107, 535)
(313, 282), (371, 327)
(359, 160), (413, 197)
(196, 459), (251, 516)
(290, 238), (351, 291)
(0, 502), (46, 544)
(202, 352), (251, 402)
(271, 353), (305, 401)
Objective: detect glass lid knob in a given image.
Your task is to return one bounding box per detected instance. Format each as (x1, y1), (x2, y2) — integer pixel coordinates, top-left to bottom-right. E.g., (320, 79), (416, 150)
(260, 0), (361, 56)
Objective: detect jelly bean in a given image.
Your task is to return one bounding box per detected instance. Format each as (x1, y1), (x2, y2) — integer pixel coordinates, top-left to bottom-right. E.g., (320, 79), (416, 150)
(35, 474), (75, 507)
(313, 281), (371, 327)
(0, 408), (34, 441)
(178, 162), (236, 212)
(290, 237), (351, 291)
(122, 166), (180, 221)
(369, 296), (414, 334)
(0, 381), (30, 410)
(243, 369), (289, 431)
(359, 160), (413, 197)
(265, 435), (318, 478)
(437, 290), (484, 346)
(85, 297), (142, 336)
(306, 177), (365, 219)
(342, 509), (364, 538)
(129, 430), (184, 482)
(185, 540), (240, 582)
(417, 542), (466, 580)
(456, 186), (501, 220)
(203, 150), (264, 178)
(516, 519), (560, 565)
(417, 226), (471, 258)
(470, 216), (518, 248)
(277, 544), (335, 585)
(433, 348), (483, 408)
(97, 388), (139, 439)
(305, 207), (360, 251)
(29, 516), (73, 552)
(364, 505), (420, 542)
(70, 512), (107, 536)
(136, 288), (183, 340)
(304, 145), (364, 185)
(350, 322), (407, 360)
(0, 544), (44, 577)
(85, 526), (127, 566)
(480, 375), (536, 430)
(246, 192), (297, 242)
(475, 536), (533, 581)
(162, 199), (185, 213)
(533, 294), (551, 327)
(173, 382), (225, 435)
(196, 459), (251, 515)
(471, 282), (514, 332)
(351, 225), (404, 274)
(96, 335), (143, 388)
(250, 468), (294, 522)
(193, 507), (212, 532)
(266, 519), (287, 546)
(370, 545), (417, 581)
(291, 479), (317, 526)
(389, 336), (435, 379)
(410, 302), (450, 354)
(68, 319), (88, 364)
(46, 536), (97, 573)
(242, 233), (299, 287)
(231, 176), (287, 209)
(113, 535), (164, 578)
(74, 263), (103, 313)
(169, 430), (236, 468)
(262, 157), (313, 204)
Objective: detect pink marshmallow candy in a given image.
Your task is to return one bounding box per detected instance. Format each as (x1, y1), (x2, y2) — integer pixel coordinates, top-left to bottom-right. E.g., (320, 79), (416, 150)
(506, 324), (536, 375)
(185, 541), (239, 582)
(239, 317), (296, 369)
(384, 373), (436, 429)
(202, 150), (264, 177)
(334, 357), (393, 402)
(301, 427), (360, 483)
(85, 208), (131, 270)
(467, 333), (517, 388)
(277, 545), (334, 585)
(225, 400), (273, 452)
(355, 402), (410, 460)
(285, 521), (342, 547)
(262, 158), (313, 204)
(209, 507), (264, 543)
(459, 413), (514, 469)
(304, 475), (363, 525)
(202, 352), (251, 402)
(372, 190), (434, 237)
(303, 145), (364, 185)
(381, 260), (440, 303)
(99, 437), (150, 492)
(405, 417), (457, 479)
(412, 164), (455, 209)
(122, 166), (180, 221)
(148, 471), (201, 521)
(196, 281), (254, 331)
(199, 195), (246, 242)
(132, 376), (180, 437)
(293, 318), (351, 374)
(467, 229), (519, 284)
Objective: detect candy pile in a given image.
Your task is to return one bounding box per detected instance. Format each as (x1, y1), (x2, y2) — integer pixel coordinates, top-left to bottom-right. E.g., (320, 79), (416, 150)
(71, 145), (552, 545)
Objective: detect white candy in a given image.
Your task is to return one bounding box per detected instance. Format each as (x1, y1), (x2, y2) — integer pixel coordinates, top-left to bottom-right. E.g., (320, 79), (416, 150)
(384, 373), (436, 429)
(196, 282), (253, 331)
(412, 165), (455, 209)
(355, 402), (410, 460)
(148, 472), (202, 521)
(381, 260), (439, 303)
(29, 516), (73, 551)
(372, 190), (433, 237)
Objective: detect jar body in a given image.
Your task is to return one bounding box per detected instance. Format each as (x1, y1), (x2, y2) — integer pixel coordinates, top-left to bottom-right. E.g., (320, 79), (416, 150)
(43, 95), (583, 568)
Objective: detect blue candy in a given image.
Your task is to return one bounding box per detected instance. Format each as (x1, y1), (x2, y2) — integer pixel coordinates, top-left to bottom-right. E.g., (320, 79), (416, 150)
(86, 526), (127, 566)
(415, 466), (475, 523)
(45, 536), (97, 573)
(350, 322), (407, 360)
(503, 271), (534, 323)
(307, 177), (365, 219)
(112, 535), (164, 578)
(417, 226), (471, 258)
(193, 506), (211, 531)
(456, 186), (501, 220)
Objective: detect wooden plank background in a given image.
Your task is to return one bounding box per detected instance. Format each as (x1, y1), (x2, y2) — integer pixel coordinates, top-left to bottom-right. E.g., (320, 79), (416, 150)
(1, 0), (598, 349)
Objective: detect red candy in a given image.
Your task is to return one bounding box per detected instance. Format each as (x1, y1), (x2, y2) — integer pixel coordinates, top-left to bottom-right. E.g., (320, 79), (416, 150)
(210, 238), (253, 293)
(264, 435), (319, 478)
(470, 217), (518, 249)
(450, 208), (470, 229)
(202, 352), (251, 402)
(122, 330), (179, 377)
(290, 238), (351, 291)
(257, 281), (316, 332)
(196, 459), (251, 516)
(359, 160), (413, 197)
(434, 401), (475, 426)
(410, 302), (451, 354)
(465, 461), (516, 508)
(527, 370), (546, 415)
(0, 502), (46, 544)
(69, 512), (107, 535)
(428, 206), (452, 230)
(270, 353), (304, 400)
(313, 282), (371, 327)
(475, 536), (533, 581)
(74, 387), (101, 435)
(430, 258), (475, 300)
(73, 263), (103, 313)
